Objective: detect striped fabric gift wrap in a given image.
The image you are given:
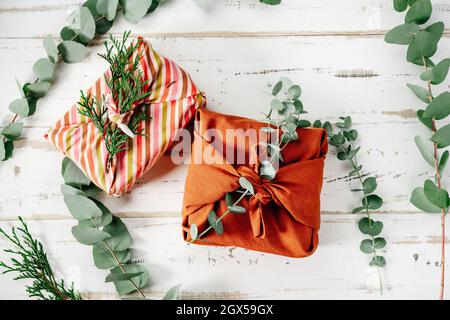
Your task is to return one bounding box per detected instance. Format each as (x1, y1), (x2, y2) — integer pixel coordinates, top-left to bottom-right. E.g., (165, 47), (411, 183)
(46, 37), (206, 196)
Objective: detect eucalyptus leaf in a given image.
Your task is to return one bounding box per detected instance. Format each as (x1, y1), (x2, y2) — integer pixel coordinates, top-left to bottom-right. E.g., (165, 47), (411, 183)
(417, 110), (433, 130)
(60, 27), (88, 45)
(71, 223), (111, 245)
(424, 179), (449, 209)
(190, 224), (198, 240)
(414, 135), (435, 167)
(0, 141), (5, 161)
(82, 183), (103, 198)
(95, 18), (114, 34)
(163, 284), (182, 300)
(43, 36), (59, 63)
(2, 141), (13, 161)
(431, 124), (450, 148)
(92, 243), (131, 270)
(105, 272), (143, 283)
(424, 92), (450, 120)
(370, 256), (386, 267)
(362, 195), (383, 210)
(239, 177), (255, 195)
(229, 205), (246, 214)
(260, 160), (277, 180)
(1, 122), (23, 141)
(359, 218), (383, 236)
(62, 157), (91, 187)
(270, 99), (284, 111)
(286, 85), (301, 100)
(407, 31), (437, 63)
(9, 98), (30, 117)
(360, 239), (374, 254)
(110, 264), (149, 296)
(225, 193), (234, 207)
(58, 41), (88, 63)
(297, 119), (311, 128)
(405, 0), (432, 24)
(63, 194), (103, 220)
(420, 59), (450, 85)
(410, 187), (442, 213)
(33, 58), (55, 82)
(96, 0), (119, 21)
(61, 184), (84, 196)
(272, 81), (283, 95)
(120, 0), (151, 24)
(385, 23), (419, 44)
(407, 83), (431, 103)
(260, 0), (281, 5)
(208, 211), (224, 235)
(426, 22), (445, 42)
(25, 81), (52, 98)
(362, 177), (377, 194)
(103, 217), (132, 251)
(373, 237), (387, 249)
(71, 7), (96, 42)
(394, 0), (408, 12)
(438, 151), (449, 176)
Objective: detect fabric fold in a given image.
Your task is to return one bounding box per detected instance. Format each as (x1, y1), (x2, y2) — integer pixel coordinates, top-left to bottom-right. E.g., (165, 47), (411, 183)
(182, 109), (328, 258)
(46, 37), (206, 196)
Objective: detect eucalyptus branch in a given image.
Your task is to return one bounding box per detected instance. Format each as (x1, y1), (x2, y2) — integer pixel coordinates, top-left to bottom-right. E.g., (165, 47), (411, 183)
(320, 116), (386, 294)
(1, 0), (164, 163)
(386, 0), (450, 300)
(61, 157), (149, 298)
(0, 217), (82, 300)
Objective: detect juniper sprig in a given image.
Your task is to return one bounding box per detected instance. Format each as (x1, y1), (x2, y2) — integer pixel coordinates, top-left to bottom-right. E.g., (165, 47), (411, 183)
(0, 217), (82, 300)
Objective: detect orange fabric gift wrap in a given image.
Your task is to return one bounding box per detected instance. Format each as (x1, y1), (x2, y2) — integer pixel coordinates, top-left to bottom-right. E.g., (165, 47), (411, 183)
(182, 109), (328, 258)
(46, 37), (206, 196)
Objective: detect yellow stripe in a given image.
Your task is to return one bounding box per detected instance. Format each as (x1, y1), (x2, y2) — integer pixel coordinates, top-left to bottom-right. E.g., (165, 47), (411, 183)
(95, 139), (106, 189)
(127, 141), (134, 186)
(152, 50), (163, 101)
(161, 102), (168, 147)
(65, 128), (75, 153)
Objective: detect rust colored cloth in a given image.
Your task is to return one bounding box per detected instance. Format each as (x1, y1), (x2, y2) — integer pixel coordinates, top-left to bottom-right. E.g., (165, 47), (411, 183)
(182, 109), (328, 258)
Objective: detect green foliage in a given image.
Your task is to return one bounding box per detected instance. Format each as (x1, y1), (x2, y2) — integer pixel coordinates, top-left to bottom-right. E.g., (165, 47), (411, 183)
(78, 31), (151, 170)
(386, 0), (450, 216)
(60, 157), (149, 298)
(0, 217), (82, 300)
(387, 0), (450, 299)
(163, 284), (182, 300)
(320, 116), (386, 293)
(260, 0), (281, 4)
(58, 41), (88, 63)
(3, 0), (164, 166)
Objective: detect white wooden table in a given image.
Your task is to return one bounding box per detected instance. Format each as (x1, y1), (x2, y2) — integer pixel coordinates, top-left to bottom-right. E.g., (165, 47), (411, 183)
(0, 0), (449, 300)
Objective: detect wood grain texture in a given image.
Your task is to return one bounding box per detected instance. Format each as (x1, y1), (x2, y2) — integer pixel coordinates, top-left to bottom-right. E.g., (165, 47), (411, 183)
(0, 0), (449, 300)
(0, 215), (447, 300)
(0, 0), (450, 36)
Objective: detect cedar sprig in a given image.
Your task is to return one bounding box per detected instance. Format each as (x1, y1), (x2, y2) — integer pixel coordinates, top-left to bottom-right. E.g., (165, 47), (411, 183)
(99, 31), (151, 114)
(319, 117), (386, 294)
(0, 217), (82, 300)
(78, 31), (151, 170)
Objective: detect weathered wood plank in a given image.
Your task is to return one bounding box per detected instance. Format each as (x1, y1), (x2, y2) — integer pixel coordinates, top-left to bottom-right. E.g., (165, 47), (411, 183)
(0, 215), (446, 299)
(0, 0), (450, 37)
(1, 120), (447, 220)
(2, 37), (449, 128)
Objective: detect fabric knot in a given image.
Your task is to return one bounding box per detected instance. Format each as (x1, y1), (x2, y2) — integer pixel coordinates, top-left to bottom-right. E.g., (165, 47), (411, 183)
(103, 92), (137, 138)
(236, 165), (274, 239)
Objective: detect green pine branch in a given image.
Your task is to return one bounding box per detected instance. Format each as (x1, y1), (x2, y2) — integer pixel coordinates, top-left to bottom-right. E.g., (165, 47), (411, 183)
(0, 217), (82, 300)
